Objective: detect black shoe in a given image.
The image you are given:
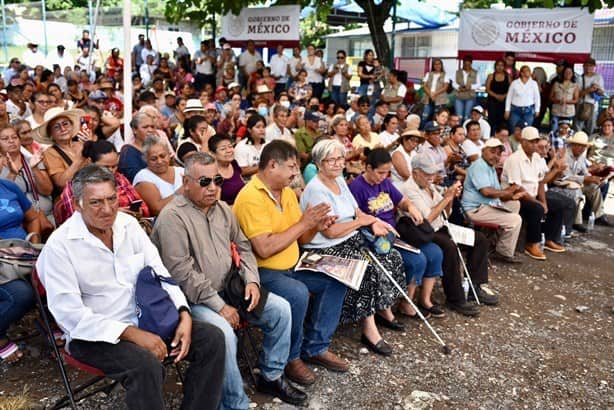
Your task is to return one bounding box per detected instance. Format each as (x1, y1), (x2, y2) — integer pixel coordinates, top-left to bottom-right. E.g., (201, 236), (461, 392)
(492, 251), (523, 264)
(397, 306), (431, 320)
(467, 286), (500, 306)
(360, 334), (392, 356)
(446, 301), (480, 317)
(256, 375), (307, 406)
(374, 313), (406, 331)
(595, 216), (614, 227)
(418, 304), (446, 318)
(572, 224), (588, 233)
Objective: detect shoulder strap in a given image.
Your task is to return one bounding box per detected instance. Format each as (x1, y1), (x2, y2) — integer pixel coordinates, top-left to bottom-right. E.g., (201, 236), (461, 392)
(51, 145), (73, 167)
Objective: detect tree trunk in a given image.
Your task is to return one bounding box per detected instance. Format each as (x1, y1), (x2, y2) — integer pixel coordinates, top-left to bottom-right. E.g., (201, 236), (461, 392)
(355, 0), (393, 65)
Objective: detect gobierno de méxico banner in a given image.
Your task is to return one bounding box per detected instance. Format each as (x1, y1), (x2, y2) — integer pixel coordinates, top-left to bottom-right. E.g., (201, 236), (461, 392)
(458, 8), (594, 63)
(222, 5), (300, 48)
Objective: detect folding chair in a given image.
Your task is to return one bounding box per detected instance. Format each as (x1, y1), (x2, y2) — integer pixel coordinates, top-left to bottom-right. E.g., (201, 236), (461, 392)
(30, 268), (116, 410)
(236, 320), (260, 386)
(31, 268), (184, 409)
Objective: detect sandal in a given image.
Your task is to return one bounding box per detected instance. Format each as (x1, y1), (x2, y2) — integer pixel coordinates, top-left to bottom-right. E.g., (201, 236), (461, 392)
(0, 341), (23, 364)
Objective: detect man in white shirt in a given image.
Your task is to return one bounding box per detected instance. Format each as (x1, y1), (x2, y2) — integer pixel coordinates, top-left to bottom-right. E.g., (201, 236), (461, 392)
(140, 39), (158, 68)
(139, 54), (158, 88)
(462, 106), (490, 140)
(501, 127), (564, 260)
(76, 47), (97, 76)
(36, 165), (225, 410)
(266, 105), (294, 145)
(48, 45), (74, 72)
(22, 43), (47, 70)
(238, 40), (262, 89)
(193, 40), (216, 91)
(270, 45), (290, 99)
(576, 57), (605, 135)
(5, 84), (32, 121)
(462, 120), (485, 162)
(174, 37), (190, 62)
(504, 65), (541, 132)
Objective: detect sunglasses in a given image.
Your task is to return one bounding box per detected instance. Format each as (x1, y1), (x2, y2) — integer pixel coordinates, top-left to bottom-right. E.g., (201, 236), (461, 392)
(189, 174), (224, 187)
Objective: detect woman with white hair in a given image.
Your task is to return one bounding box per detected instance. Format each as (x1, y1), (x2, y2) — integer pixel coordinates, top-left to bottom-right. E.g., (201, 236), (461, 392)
(300, 139), (407, 357)
(133, 134), (183, 216)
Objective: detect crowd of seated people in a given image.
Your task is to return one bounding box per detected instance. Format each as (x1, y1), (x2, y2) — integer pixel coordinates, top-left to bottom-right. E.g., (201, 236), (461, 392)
(1, 39), (614, 409)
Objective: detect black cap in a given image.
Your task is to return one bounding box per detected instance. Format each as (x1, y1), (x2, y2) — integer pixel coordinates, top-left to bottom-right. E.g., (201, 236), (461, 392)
(57, 45), (65, 50)
(424, 121), (442, 133)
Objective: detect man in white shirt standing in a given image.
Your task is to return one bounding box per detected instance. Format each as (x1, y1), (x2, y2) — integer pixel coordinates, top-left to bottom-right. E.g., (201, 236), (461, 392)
(504, 65), (541, 133)
(576, 57), (605, 135)
(193, 40), (216, 92)
(270, 45), (290, 99)
(22, 43), (47, 70)
(48, 45), (74, 73)
(37, 165), (225, 410)
(238, 40), (262, 90)
(266, 105), (294, 145)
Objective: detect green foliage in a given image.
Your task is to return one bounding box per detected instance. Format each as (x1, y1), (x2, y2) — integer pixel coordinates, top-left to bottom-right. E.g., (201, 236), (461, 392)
(300, 11), (337, 49)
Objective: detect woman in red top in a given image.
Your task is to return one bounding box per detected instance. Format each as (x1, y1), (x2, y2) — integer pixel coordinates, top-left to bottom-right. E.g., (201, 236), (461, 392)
(105, 48), (124, 79)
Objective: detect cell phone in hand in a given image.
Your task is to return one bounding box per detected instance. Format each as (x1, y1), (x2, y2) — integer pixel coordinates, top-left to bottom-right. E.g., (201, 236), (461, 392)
(130, 200), (143, 212)
(80, 115), (92, 134)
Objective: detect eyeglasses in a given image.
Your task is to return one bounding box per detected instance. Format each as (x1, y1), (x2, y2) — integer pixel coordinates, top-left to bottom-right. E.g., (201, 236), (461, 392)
(50, 120), (72, 132)
(323, 156), (345, 166)
(187, 174), (224, 187)
(36, 99), (51, 105)
(337, 56), (345, 60)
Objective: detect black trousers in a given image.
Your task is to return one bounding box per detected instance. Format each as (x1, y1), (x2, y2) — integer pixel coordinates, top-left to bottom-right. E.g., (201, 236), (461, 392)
(432, 228), (489, 304)
(519, 200), (545, 244)
(70, 321), (225, 410)
(545, 190), (575, 242)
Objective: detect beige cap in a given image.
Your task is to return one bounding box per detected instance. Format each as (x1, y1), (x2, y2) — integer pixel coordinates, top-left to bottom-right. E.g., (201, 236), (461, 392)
(521, 126), (540, 141)
(484, 138), (504, 150)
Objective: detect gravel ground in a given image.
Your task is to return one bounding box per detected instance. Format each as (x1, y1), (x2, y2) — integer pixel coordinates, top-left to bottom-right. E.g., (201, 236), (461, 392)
(1, 223), (613, 410)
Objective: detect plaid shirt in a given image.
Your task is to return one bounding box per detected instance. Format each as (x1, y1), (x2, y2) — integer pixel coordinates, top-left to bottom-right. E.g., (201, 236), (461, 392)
(548, 129), (574, 152)
(53, 172), (150, 226)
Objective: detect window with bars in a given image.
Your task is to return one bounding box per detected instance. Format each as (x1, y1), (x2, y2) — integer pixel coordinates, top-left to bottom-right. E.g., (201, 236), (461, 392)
(591, 25), (614, 62)
(401, 35), (431, 58)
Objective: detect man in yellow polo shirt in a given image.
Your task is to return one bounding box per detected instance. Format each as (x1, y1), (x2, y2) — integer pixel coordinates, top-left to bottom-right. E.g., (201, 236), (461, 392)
(234, 140), (349, 386)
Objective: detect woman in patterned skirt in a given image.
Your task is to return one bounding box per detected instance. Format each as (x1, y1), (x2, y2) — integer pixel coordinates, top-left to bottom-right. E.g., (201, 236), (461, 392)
(300, 139), (406, 357)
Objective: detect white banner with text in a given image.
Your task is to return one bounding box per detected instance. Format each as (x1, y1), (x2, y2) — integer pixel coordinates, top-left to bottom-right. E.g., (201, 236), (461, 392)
(222, 5), (300, 48)
(458, 8), (594, 63)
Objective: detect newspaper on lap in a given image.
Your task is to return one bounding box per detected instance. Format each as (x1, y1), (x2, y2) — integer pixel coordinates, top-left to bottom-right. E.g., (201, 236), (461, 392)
(295, 252), (368, 291)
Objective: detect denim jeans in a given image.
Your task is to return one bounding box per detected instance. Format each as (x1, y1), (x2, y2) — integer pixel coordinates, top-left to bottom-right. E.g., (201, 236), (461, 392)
(0, 279), (34, 340)
(454, 97), (476, 122)
(357, 83), (369, 97)
(509, 104), (535, 131)
(398, 241), (443, 286)
(331, 86), (348, 106)
(258, 268), (346, 361)
(190, 293), (291, 410)
(70, 321), (226, 410)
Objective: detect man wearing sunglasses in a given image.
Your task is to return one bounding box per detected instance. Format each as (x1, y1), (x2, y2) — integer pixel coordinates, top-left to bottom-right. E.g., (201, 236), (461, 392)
(152, 153), (305, 407)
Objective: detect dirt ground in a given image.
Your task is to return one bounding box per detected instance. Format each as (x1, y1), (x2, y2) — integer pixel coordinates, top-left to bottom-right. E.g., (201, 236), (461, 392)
(1, 219), (613, 409)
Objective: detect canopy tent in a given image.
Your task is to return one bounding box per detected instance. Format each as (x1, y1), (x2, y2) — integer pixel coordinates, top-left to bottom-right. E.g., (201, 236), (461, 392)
(301, 0), (457, 29)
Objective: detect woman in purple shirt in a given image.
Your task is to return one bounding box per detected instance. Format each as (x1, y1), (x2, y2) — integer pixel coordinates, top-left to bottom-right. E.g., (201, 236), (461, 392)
(208, 133), (245, 205)
(349, 148), (445, 318)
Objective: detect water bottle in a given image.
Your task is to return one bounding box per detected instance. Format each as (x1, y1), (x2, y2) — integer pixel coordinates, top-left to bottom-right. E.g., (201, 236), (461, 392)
(588, 212), (595, 231)
(462, 277), (469, 299)
(540, 233), (546, 248)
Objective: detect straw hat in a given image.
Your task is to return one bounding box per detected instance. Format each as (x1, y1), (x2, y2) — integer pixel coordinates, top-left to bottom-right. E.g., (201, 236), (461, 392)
(33, 107), (85, 145)
(566, 131), (592, 146)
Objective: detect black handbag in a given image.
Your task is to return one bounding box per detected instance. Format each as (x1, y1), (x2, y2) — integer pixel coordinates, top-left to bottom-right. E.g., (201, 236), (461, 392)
(221, 243), (268, 320)
(396, 216), (435, 248)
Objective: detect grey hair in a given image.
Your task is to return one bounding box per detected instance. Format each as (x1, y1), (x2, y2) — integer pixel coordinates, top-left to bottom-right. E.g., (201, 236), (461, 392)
(130, 111), (152, 130)
(311, 139), (346, 168)
(184, 152), (216, 176)
(142, 134), (170, 160)
(72, 164), (116, 202)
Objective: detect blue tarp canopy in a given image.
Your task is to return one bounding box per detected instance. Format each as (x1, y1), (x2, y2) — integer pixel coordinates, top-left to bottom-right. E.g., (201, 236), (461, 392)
(302, 0), (457, 29)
